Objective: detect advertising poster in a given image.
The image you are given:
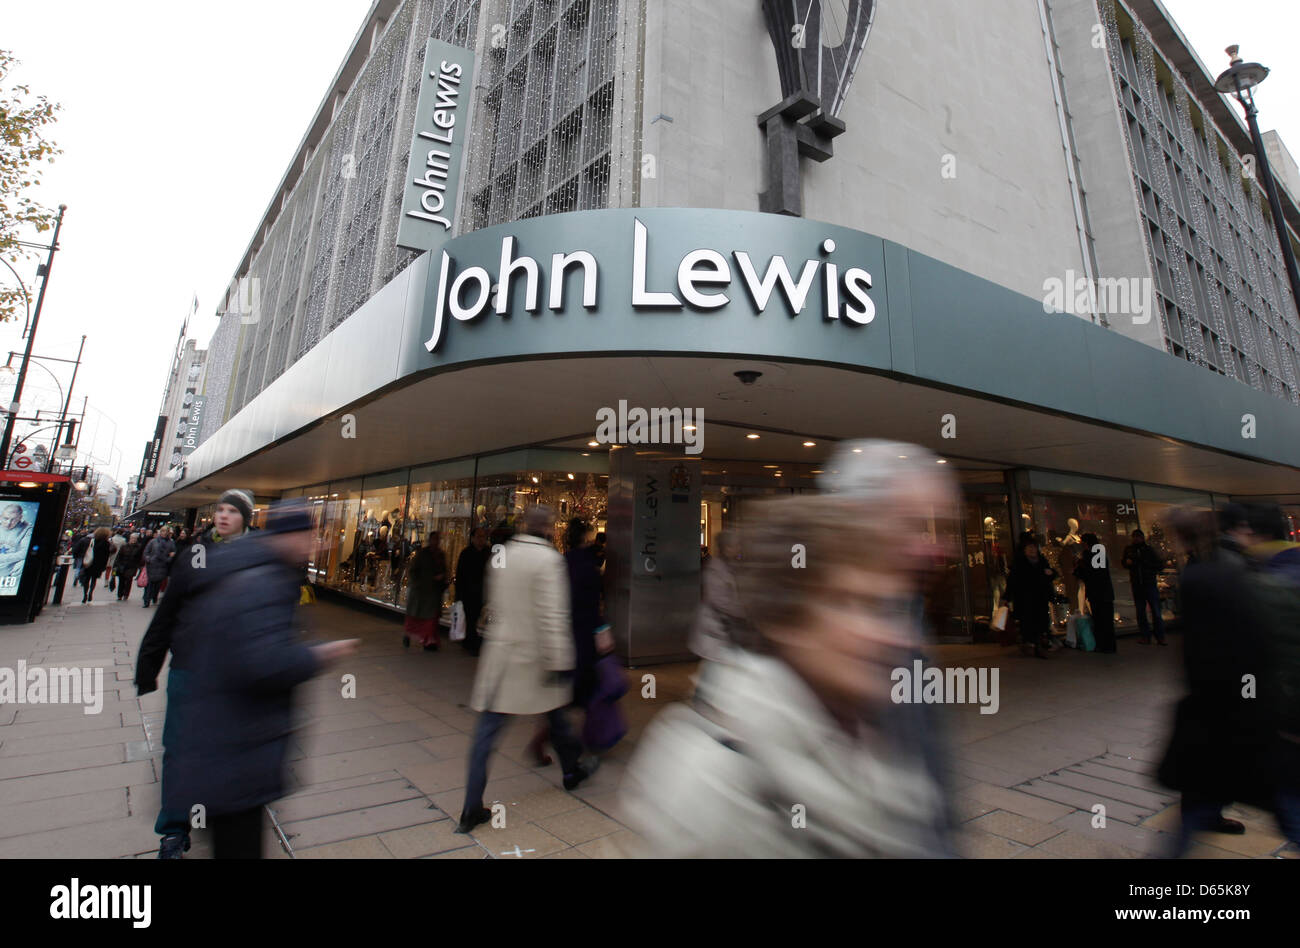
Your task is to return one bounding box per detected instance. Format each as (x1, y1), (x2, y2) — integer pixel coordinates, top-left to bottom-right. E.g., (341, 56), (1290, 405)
(0, 500), (39, 596)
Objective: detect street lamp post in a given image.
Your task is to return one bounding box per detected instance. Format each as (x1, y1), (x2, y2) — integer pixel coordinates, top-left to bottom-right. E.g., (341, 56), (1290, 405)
(1216, 47), (1300, 317)
(0, 204), (67, 471)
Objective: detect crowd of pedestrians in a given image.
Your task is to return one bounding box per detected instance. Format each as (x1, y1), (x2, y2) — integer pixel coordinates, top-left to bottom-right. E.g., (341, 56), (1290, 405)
(47, 453), (1298, 861)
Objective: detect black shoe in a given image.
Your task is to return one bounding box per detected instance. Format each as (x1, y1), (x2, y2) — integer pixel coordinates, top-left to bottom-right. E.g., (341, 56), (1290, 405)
(563, 765), (591, 792)
(423, 642), (439, 652)
(454, 807), (491, 834)
(402, 635), (410, 648)
(158, 834), (190, 859)
(1213, 817), (1246, 835)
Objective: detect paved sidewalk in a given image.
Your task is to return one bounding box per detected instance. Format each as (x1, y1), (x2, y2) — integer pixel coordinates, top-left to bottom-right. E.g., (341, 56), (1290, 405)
(0, 594), (1294, 859)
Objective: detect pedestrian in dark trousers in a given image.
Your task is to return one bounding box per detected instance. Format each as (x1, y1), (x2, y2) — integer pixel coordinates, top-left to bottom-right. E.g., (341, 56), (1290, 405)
(1159, 504), (1275, 855)
(403, 531), (447, 651)
(525, 518), (610, 766)
(70, 531), (90, 589)
(80, 528), (112, 602)
(1122, 528), (1167, 644)
(115, 533), (144, 601)
(162, 500), (357, 859)
(141, 528), (176, 607)
(1005, 534), (1059, 659)
(1074, 532), (1117, 652)
(455, 527), (491, 657)
(1240, 503), (1300, 847)
(455, 506), (591, 835)
(134, 490), (253, 858)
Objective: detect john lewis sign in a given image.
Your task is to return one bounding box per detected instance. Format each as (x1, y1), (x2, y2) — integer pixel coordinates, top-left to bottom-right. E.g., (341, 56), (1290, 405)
(421, 211), (881, 355)
(396, 39), (476, 252)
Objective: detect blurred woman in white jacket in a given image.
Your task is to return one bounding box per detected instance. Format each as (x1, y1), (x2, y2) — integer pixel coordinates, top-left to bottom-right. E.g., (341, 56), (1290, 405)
(622, 441), (960, 858)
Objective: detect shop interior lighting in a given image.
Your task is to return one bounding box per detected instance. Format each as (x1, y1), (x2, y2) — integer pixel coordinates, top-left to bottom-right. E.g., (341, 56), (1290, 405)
(852, 448), (862, 454)
(746, 433), (760, 440)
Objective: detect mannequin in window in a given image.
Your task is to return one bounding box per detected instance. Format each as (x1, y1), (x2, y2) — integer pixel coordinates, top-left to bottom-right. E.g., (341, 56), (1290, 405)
(1059, 518), (1082, 614)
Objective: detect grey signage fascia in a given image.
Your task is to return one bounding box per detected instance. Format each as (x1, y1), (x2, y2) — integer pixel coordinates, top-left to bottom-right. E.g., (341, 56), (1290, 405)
(396, 39), (476, 253)
(161, 208), (1300, 508)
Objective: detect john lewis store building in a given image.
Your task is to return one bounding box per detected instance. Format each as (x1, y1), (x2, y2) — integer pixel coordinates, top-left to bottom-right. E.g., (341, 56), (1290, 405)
(146, 0), (1300, 661)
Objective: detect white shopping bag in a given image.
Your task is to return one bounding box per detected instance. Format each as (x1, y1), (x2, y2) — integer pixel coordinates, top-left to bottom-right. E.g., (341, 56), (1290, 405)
(449, 601), (466, 641)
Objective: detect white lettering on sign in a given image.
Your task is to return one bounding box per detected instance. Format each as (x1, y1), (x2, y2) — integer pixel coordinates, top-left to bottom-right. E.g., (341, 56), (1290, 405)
(405, 60), (465, 233)
(424, 218), (877, 352)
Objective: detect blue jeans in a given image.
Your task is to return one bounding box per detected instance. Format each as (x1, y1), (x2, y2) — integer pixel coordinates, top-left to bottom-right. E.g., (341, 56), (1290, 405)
(1132, 583), (1165, 642)
(461, 708), (582, 816)
(154, 668), (192, 839)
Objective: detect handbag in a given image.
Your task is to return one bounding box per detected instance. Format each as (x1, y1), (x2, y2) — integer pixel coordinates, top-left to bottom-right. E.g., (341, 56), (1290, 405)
(990, 605), (1010, 631)
(449, 601), (466, 641)
(82, 544), (94, 567)
(135, 566), (148, 588)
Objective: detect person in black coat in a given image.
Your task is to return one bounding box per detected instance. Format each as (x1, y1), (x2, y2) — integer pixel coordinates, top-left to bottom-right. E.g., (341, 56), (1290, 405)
(1122, 528), (1167, 645)
(135, 489), (253, 858)
(114, 534), (144, 601)
(163, 501), (356, 859)
(80, 528), (112, 603)
(454, 527), (491, 657)
(70, 530), (90, 588)
(1159, 504), (1276, 855)
(1073, 532), (1116, 653)
(1005, 534), (1059, 659)
(564, 518), (604, 710)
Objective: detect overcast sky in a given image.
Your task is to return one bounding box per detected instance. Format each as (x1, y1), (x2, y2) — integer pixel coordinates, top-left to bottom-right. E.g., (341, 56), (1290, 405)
(1, 0), (1296, 489)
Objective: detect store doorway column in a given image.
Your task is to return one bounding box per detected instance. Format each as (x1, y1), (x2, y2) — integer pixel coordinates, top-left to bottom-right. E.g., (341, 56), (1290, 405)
(605, 447), (702, 665)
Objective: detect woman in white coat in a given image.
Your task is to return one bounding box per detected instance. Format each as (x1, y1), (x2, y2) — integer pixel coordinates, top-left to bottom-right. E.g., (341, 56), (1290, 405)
(454, 505), (593, 834)
(622, 441), (960, 858)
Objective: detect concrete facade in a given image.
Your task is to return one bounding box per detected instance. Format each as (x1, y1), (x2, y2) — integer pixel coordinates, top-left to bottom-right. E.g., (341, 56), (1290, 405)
(640, 0), (1090, 305)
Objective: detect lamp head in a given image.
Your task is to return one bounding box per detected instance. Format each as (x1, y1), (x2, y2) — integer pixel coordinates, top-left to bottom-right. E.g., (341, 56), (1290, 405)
(1214, 46), (1269, 94)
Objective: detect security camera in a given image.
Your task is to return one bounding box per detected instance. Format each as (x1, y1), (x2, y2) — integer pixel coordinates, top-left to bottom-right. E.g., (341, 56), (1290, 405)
(734, 370), (763, 385)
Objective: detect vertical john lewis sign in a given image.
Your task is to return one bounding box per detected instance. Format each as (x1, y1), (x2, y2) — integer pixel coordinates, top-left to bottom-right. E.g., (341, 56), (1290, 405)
(396, 38), (476, 252)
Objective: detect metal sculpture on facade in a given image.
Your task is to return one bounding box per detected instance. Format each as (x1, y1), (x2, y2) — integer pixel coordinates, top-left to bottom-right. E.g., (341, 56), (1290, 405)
(759, 0), (876, 216)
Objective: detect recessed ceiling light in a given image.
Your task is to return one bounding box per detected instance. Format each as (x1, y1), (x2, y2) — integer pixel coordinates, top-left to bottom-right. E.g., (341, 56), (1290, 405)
(852, 448), (862, 454)
(581, 453), (590, 457)
(531, 476), (539, 484)
(587, 441), (599, 447)
(746, 433), (760, 440)
(803, 441), (815, 447)
(763, 465), (779, 469)
(774, 472), (782, 477)
(898, 455), (908, 459)
(567, 473), (574, 480)
(937, 459), (948, 464)
(810, 470), (824, 474)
